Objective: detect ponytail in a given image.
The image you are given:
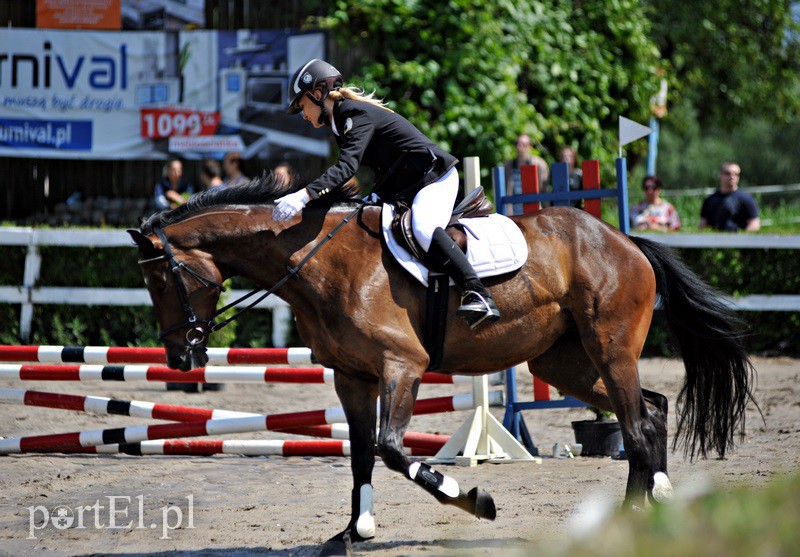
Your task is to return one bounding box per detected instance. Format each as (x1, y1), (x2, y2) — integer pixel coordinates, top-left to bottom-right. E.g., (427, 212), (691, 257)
(329, 87), (393, 111)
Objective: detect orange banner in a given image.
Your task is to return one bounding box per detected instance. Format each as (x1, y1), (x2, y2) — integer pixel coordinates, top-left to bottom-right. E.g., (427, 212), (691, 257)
(37, 0), (121, 30)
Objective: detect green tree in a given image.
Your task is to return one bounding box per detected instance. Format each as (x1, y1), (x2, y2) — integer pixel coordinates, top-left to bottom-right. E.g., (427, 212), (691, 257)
(318, 0), (662, 174)
(646, 0), (800, 127)
(520, 0), (663, 164)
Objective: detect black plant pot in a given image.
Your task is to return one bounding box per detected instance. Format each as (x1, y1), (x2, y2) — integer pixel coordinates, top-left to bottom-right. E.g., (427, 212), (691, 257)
(571, 420), (622, 457)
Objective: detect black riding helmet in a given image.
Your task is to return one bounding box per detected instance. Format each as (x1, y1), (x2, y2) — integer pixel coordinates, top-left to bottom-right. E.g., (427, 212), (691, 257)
(287, 59), (343, 115)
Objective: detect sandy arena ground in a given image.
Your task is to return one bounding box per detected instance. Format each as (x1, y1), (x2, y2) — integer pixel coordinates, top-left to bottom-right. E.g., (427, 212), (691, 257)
(0, 357), (797, 556)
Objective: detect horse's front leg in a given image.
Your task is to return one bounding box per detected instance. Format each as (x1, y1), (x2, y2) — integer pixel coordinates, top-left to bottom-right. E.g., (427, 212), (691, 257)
(319, 371), (379, 557)
(377, 361), (496, 520)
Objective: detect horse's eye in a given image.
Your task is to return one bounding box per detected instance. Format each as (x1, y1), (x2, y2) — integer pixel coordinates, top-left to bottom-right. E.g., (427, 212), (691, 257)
(146, 276), (167, 294)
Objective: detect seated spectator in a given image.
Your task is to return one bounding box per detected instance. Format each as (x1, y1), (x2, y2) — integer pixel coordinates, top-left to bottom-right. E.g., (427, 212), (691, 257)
(503, 134), (549, 214)
(154, 158), (194, 211)
(200, 159), (223, 189)
(222, 151), (250, 188)
(700, 162), (760, 232)
(630, 175), (681, 231)
(558, 146), (583, 209)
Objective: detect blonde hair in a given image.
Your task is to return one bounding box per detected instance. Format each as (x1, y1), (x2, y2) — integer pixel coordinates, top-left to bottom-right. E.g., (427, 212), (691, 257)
(328, 86), (393, 111)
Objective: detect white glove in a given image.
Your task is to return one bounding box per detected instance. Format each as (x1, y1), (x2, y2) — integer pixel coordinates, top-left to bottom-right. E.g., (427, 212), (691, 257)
(273, 189), (311, 221)
(363, 192), (381, 205)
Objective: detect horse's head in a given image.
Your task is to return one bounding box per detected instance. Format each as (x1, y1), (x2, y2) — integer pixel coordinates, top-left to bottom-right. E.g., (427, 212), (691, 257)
(128, 228), (225, 371)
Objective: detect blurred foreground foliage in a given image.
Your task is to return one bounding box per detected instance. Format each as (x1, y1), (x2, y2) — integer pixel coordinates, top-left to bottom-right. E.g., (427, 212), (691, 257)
(540, 472), (800, 557)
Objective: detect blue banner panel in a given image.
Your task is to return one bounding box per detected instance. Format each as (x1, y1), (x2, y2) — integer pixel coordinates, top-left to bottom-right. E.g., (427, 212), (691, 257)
(0, 118), (92, 150)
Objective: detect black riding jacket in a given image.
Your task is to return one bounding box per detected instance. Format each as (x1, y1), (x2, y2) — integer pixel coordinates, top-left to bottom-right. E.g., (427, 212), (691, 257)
(305, 98), (458, 203)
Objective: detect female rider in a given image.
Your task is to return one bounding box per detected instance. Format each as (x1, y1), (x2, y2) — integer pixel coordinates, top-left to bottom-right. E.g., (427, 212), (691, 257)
(273, 59), (499, 330)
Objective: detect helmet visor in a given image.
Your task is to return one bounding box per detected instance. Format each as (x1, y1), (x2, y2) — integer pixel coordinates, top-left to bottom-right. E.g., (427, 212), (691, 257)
(287, 92), (304, 115)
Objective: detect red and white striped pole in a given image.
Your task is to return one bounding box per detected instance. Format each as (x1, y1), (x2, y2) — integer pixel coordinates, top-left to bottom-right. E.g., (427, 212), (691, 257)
(0, 388), (451, 451)
(0, 345), (316, 366)
(60, 439), (436, 457)
(0, 391), (499, 453)
(0, 364), (471, 385)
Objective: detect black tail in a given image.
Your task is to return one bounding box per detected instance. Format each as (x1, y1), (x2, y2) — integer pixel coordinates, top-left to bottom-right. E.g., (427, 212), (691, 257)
(629, 236), (758, 460)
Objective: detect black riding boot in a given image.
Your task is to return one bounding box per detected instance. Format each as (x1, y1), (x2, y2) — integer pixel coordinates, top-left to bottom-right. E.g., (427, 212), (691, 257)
(426, 227), (500, 330)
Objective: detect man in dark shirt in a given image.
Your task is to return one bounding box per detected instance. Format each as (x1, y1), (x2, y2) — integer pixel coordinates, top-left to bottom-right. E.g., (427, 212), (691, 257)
(700, 162), (760, 232)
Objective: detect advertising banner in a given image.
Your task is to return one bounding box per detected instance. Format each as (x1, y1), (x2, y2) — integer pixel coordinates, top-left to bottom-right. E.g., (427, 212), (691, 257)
(37, 0), (122, 30)
(0, 28), (327, 160)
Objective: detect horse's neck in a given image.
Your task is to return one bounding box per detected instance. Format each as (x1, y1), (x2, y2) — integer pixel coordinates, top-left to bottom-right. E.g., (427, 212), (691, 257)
(208, 206), (382, 312)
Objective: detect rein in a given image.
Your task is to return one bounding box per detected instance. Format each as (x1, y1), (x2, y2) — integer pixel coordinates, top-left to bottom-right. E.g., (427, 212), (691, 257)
(149, 201), (366, 346)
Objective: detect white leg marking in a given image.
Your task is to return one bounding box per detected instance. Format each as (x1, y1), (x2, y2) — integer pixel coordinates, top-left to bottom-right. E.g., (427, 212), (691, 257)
(652, 471), (674, 503)
(355, 484), (375, 539)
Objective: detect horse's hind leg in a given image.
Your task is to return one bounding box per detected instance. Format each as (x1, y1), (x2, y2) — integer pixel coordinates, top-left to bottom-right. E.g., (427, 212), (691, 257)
(376, 360), (496, 520)
(641, 388), (672, 503)
(528, 330), (671, 507)
(577, 303), (668, 509)
(319, 371), (379, 556)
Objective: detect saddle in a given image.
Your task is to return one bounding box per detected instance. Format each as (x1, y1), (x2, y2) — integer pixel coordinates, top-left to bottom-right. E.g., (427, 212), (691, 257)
(390, 186), (494, 262)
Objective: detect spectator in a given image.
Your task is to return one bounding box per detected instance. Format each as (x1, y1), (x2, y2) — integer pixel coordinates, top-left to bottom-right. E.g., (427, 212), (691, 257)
(630, 175), (681, 231)
(222, 151), (250, 188)
(153, 158), (194, 211)
(558, 146), (583, 209)
(272, 161), (297, 189)
(200, 159), (223, 189)
(700, 162), (760, 232)
(503, 134), (549, 214)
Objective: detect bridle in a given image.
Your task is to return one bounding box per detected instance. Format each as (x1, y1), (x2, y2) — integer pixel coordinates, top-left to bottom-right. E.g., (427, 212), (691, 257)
(149, 227), (225, 349)
(142, 202), (366, 351)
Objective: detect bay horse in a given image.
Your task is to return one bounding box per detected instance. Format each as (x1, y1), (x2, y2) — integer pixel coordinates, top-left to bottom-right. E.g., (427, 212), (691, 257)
(129, 175), (755, 555)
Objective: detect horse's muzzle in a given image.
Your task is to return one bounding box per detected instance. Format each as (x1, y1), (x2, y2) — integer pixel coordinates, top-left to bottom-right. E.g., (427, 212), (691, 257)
(166, 344), (209, 371)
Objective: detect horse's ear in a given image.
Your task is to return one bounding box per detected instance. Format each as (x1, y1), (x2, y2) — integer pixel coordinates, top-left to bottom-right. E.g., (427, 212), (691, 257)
(127, 229), (162, 259)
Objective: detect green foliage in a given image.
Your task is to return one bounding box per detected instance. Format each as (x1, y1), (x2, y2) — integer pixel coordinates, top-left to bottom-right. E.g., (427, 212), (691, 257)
(647, 0), (800, 127)
(542, 471), (800, 557)
(0, 246), (25, 285)
(317, 0), (661, 176)
(29, 305), (160, 347)
(521, 0), (662, 167)
(0, 304), (20, 344)
(643, 248), (800, 356)
(38, 246), (144, 287)
(651, 99), (800, 192)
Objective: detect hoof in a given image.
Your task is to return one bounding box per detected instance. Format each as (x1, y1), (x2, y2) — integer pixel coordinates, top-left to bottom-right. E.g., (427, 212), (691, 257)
(468, 487), (496, 520)
(318, 530), (352, 557)
(651, 472), (674, 504)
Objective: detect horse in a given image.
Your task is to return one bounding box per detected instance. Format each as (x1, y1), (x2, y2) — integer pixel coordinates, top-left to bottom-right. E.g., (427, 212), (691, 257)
(129, 174), (756, 555)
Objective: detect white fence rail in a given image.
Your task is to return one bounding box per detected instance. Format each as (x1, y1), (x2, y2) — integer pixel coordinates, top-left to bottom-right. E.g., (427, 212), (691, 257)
(1, 227), (798, 342)
(0, 227), (292, 344)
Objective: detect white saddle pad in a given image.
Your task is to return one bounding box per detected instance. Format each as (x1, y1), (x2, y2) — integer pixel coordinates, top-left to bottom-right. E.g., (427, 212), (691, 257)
(381, 204), (528, 287)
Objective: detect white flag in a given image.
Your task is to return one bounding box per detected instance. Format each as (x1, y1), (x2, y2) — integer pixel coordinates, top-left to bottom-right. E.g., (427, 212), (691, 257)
(619, 116), (653, 146)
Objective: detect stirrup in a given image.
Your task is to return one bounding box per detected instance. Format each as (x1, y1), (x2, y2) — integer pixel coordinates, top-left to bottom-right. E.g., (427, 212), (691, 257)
(456, 290), (500, 330)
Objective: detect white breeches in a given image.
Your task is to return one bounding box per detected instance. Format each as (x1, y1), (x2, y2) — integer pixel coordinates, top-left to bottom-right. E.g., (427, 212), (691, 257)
(411, 167), (459, 252)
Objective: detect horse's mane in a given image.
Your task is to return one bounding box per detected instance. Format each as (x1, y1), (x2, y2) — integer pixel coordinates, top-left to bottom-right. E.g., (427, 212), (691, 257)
(141, 172), (362, 233)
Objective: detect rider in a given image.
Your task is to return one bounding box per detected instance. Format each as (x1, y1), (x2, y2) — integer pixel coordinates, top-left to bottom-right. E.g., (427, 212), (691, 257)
(274, 59), (500, 330)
